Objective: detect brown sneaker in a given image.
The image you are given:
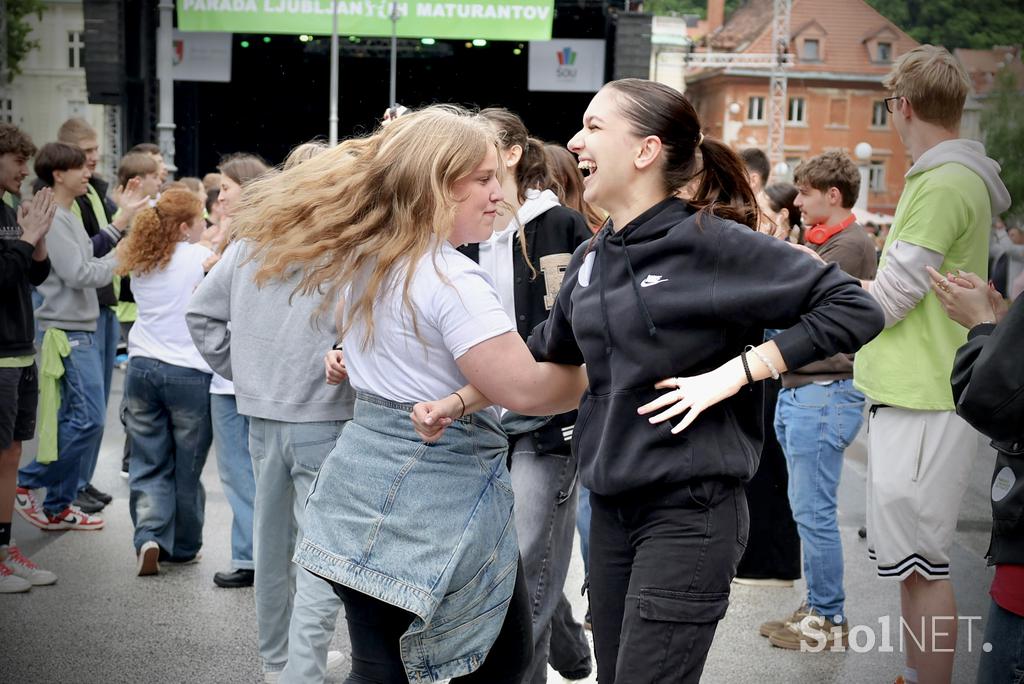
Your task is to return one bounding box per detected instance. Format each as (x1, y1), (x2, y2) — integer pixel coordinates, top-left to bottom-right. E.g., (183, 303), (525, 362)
(769, 610), (849, 651)
(758, 602), (809, 638)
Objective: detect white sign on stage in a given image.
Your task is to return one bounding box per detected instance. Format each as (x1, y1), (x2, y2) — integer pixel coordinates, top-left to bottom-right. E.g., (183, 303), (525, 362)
(172, 31), (232, 83)
(528, 39), (606, 93)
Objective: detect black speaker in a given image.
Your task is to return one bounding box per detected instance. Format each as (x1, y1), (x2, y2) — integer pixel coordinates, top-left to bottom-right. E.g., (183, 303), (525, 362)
(611, 12), (652, 80)
(83, 0), (125, 105)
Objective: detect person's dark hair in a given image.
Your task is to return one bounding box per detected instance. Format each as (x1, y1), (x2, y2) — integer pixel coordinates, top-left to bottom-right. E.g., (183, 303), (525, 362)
(740, 148), (770, 185)
(218, 152), (270, 188)
(129, 142), (162, 156)
(0, 123), (37, 158)
(605, 79), (758, 229)
(206, 188), (220, 214)
(793, 150), (861, 209)
(34, 142), (87, 186)
(764, 183), (801, 228)
(479, 108), (551, 203)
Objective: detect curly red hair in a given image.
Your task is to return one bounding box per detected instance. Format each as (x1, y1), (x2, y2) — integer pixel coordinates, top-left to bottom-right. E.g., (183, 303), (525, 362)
(116, 188), (203, 276)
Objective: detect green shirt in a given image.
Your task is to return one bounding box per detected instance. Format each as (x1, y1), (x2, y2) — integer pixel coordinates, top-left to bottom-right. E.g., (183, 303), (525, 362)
(854, 163), (991, 410)
(0, 355), (34, 368)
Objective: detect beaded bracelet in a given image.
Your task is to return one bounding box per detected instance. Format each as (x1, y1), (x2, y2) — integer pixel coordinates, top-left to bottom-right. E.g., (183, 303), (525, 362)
(744, 344), (780, 380)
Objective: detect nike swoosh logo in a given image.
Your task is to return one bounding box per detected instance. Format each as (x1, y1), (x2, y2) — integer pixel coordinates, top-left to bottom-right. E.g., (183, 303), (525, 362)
(640, 276), (668, 288)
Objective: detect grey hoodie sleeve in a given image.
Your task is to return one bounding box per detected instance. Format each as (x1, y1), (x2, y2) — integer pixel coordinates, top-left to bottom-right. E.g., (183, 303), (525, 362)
(47, 209), (116, 289)
(868, 240), (945, 327)
(186, 242), (240, 379)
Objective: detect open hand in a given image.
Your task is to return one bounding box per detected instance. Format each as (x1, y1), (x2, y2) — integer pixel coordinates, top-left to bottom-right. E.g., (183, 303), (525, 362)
(117, 177), (151, 226)
(324, 349), (348, 385)
(17, 187), (57, 246)
(637, 364), (745, 434)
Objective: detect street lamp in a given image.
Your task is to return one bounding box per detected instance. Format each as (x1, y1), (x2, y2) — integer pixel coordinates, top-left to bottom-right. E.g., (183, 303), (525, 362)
(854, 142), (873, 211)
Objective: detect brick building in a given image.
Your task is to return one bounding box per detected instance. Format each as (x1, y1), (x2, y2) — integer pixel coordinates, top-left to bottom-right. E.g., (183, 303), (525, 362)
(684, 0), (919, 213)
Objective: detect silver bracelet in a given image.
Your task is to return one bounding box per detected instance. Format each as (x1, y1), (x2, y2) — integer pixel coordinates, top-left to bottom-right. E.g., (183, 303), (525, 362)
(744, 345), (780, 380)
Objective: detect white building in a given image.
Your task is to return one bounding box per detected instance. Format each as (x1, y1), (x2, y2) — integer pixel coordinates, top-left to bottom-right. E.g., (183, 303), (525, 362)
(2, 0), (117, 182)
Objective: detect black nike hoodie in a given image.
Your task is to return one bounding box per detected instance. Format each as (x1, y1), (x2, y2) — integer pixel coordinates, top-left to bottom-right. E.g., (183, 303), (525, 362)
(528, 197), (884, 496)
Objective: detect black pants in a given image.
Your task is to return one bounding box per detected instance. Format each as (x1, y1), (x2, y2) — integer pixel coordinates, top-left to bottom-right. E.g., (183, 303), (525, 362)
(331, 559), (533, 684)
(589, 479), (748, 684)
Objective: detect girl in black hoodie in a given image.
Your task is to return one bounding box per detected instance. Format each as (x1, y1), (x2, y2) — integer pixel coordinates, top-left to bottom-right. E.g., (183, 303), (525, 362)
(413, 79), (884, 683)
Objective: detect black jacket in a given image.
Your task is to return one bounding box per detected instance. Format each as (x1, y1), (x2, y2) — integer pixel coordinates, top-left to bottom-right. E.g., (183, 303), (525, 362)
(951, 298), (1024, 566)
(461, 204), (593, 454)
(1, 202), (51, 357)
(528, 197), (885, 496)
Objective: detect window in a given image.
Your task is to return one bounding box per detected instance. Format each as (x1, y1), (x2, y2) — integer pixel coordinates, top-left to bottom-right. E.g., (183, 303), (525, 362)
(747, 96), (766, 122)
(0, 99), (13, 124)
(869, 162), (886, 193)
(872, 101), (888, 127)
(788, 97), (806, 124)
(68, 31), (85, 69)
(828, 98), (848, 126)
(877, 42), (892, 63)
(802, 39), (820, 61)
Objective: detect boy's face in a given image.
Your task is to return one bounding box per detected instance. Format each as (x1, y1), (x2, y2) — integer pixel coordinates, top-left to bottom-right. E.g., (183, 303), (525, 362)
(794, 185), (832, 226)
(78, 137), (100, 173)
(1009, 227), (1024, 245)
(0, 152), (29, 196)
(55, 165), (92, 197)
(148, 153), (168, 182)
(139, 171), (161, 198)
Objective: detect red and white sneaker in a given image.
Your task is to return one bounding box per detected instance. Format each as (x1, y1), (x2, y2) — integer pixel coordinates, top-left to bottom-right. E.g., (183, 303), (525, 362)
(45, 506), (105, 531)
(5, 545), (57, 585)
(14, 487), (49, 529)
(0, 562), (32, 593)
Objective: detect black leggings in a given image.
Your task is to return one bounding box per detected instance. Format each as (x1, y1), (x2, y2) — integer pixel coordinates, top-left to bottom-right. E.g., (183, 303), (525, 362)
(330, 560), (533, 684)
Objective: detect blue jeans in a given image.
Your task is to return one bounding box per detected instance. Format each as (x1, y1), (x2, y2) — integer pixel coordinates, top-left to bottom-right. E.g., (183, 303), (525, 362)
(125, 357), (213, 558)
(577, 484), (592, 576)
(977, 597), (1024, 684)
(77, 306), (119, 491)
(19, 330), (107, 515)
(210, 393), (255, 570)
(774, 379), (865, 622)
(508, 434), (591, 684)
(248, 417), (345, 679)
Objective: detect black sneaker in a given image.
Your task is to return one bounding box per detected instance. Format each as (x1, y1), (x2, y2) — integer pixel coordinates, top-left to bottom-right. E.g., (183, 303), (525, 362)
(72, 491), (105, 514)
(213, 568), (254, 588)
(83, 483), (112, 505)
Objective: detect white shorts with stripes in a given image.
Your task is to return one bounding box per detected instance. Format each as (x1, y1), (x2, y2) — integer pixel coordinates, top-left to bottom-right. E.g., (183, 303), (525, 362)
(865, 405), (977, 581)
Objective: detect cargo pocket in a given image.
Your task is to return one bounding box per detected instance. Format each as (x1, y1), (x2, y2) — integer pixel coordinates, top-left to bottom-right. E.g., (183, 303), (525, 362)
(638, 588), (730, 624)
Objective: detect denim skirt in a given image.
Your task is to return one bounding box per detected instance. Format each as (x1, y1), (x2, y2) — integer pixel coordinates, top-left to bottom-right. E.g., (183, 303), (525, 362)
(294, 392), (518, 683)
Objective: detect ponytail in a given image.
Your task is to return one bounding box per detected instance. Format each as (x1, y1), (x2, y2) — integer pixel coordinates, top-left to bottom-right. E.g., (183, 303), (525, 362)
(514, 137), (552, 203)
(116, 188), (203, 276)
(689, 137), (759, 230)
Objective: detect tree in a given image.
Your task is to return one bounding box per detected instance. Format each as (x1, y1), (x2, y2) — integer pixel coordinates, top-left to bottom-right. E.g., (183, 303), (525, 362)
(982, 70), (1024, 221)
(4, 0), (46, 84)
(866, 0), (1024, 50)
(641, 0), (744, 19)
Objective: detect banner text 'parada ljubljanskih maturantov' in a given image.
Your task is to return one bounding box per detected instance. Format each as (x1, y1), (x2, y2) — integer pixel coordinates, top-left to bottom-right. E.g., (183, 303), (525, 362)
(177, 0), (555, 41)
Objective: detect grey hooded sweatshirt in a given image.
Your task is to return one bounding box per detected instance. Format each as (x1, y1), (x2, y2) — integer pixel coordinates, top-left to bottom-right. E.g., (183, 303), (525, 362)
(186, 239), (354, 423)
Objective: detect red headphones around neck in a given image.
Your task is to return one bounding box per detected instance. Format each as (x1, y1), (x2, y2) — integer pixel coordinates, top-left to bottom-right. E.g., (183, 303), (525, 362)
(805, 214), (856, 245)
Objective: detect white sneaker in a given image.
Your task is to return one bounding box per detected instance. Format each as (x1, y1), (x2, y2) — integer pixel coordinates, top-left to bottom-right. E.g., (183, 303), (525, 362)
(4, 545), (57, 586)
(0, 562), (32, 593)
(137, 541), (160, 577)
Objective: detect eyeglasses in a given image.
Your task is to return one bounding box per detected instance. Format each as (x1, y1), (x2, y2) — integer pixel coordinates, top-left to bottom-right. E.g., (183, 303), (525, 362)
(883, 96), (902, 114)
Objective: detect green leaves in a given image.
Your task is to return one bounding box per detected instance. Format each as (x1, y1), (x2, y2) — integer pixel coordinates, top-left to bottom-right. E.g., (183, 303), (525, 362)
(5, 0), (46, 83)
(982, 70), (1024, 221)
(866, 0), (1024, 49)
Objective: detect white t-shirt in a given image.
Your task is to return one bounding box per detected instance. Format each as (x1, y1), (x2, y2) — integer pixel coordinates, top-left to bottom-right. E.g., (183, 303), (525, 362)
(344, 244), (514, 418)
(129, 241), (214, 373)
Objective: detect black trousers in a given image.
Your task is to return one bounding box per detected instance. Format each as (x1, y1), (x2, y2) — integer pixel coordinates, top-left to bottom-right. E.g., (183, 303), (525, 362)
(589, 479), (748, 684)
(330, 559), (533, 684)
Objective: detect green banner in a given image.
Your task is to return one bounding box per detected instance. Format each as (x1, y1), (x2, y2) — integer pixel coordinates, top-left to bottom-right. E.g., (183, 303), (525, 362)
(177, 0), (555, 41)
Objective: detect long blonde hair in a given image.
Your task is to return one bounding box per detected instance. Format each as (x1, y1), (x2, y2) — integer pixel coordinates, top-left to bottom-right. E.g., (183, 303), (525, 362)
(232, 105), (499, 347)
(116, 188), (202, 276)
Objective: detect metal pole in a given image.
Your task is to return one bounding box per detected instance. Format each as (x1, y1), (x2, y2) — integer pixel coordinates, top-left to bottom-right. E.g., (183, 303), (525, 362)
(389, 2), (399, 106)
(157, 0), (176, 174)
(329, 0), (339, 145)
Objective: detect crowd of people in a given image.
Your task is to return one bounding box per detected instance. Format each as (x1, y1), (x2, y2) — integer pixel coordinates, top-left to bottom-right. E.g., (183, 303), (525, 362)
(0, 43), (1020, 684)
